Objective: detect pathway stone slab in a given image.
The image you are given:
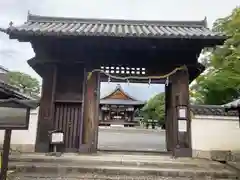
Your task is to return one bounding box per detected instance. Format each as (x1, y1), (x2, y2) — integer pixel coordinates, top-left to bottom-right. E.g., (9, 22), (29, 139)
(8, 153), (239, 179)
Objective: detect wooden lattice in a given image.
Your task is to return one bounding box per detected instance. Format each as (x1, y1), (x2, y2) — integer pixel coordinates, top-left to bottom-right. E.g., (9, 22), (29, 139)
(100, 66), (146, 75)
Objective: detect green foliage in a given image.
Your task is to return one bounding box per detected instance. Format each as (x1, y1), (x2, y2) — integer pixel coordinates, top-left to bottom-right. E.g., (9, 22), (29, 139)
(6, 71), (40, 97)
(191, 7), (240, 105)
(142, 92), (165, 125)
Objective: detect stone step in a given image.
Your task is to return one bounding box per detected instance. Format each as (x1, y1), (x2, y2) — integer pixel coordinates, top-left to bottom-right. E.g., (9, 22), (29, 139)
(9, 153), (239, 179)
(8, 162), (238, 179)
(9, 153), (227, 168)
(9, 156), (229, 170)
(8, 172), (235, 180)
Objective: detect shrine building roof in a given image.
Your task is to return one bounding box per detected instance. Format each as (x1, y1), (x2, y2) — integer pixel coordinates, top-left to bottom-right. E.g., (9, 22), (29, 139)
(100, 99), (145, 106)
(1, 13), (225, 40)
(100, 84), (145, 106)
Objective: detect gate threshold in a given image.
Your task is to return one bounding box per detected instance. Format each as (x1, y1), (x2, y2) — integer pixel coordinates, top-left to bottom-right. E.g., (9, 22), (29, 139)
(97, 149), (171, 156)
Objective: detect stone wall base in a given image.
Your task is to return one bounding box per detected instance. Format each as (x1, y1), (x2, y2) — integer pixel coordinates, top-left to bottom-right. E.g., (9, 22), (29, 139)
(192, 149), (240, 162)
(0, 144), (35, 153)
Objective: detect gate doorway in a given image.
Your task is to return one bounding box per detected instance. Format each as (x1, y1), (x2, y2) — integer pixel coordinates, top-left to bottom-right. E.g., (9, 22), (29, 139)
(97, 83), (167, 153)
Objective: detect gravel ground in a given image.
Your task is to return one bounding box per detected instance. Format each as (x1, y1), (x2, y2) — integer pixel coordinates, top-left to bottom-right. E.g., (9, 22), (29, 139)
(8, 172), (236, 180)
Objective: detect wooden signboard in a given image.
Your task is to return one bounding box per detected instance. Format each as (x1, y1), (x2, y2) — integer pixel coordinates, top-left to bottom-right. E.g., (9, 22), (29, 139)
(0, 107), (30, 130)
(0, 98), (39, 180)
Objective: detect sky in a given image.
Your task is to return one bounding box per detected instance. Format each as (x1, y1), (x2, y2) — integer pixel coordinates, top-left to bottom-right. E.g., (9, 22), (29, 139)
(0, 0), (239, 101)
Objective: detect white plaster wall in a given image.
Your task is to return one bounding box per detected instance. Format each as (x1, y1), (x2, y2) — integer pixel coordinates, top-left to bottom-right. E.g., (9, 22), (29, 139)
(191, 115), (240, 151)
(0, 108), (39, 147)
(1, 109), (239, 154)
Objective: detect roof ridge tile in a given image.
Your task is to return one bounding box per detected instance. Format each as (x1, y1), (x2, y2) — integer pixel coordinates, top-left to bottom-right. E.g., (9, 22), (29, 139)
(27, 14), (206, 28)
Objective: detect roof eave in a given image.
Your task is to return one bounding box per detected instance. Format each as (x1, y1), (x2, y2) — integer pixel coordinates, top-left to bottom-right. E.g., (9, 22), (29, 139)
(0, 98), (39, 109)
(0, 80), (34, 100)
(0, 27), (7, 34)
(224, 105), (240, 111)
(223, 99), (240, 111)
(188, 63), (205, 83)
(1, 27), (227, 44)
(99, 102), (145, 106)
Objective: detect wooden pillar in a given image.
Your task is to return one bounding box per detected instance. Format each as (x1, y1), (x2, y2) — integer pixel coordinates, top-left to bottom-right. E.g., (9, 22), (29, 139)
(238, 108), (240, 122)
(100, 109), (104, 121)
(238, 108), (240, 127)
(165, 83), (174, 152)
(0, 129), (12, 180)
(109, 108), (111, 120)
(131, 111), (134, 121)
(82, 70), (100, 153)
(169, 68), (192, 157)
(35, 65), (57, 152)
(102, 111), (105, 121)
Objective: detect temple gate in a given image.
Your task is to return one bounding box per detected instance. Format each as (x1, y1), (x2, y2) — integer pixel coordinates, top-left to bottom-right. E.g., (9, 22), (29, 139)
(1, 13), (225, 157)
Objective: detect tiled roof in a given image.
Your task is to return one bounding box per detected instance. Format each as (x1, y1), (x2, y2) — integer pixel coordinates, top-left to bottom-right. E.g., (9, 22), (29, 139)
(2, 14), (225, 39)
(0, 65), (9, 73)
(101, 84), (138, 100)
(224, 99), (240, 110)
(190, 105), (238, 117)
(0, 80), (33, 100)
(100, 84), (145, 105)
(100, 99), (145, 106)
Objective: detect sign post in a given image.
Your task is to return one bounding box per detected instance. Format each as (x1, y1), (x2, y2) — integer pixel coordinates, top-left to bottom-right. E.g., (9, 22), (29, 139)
(0, 98), (38, 180)
(0, 129), (12, 180)
(49, 130), (64, 157)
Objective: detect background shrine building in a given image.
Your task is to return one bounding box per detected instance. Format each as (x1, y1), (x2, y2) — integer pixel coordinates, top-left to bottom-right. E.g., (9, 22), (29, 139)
(99, 84), (145, 127)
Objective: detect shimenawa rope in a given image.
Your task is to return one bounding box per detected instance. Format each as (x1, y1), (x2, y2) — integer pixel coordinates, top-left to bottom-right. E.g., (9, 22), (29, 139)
(87, 65), (186, 82)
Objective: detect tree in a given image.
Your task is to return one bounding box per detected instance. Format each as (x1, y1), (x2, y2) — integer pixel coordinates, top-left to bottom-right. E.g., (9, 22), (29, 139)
(142, 92), (165, 126)
(190, 7), (240, 105)
(6, 71), (40, 97)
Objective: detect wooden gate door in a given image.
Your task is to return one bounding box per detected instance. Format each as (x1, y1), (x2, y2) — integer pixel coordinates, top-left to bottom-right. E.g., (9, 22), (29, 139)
(53, 102), (82, 152)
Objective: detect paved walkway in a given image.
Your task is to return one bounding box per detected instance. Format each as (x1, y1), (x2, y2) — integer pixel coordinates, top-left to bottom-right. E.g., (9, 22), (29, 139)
(98, 127), (166, 152)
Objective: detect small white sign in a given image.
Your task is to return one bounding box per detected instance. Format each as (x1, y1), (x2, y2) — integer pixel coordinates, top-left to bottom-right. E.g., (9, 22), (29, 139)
(178, 120), (187, 132)
(178, 108), (187, 119)
(51, 132), (64, 143)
